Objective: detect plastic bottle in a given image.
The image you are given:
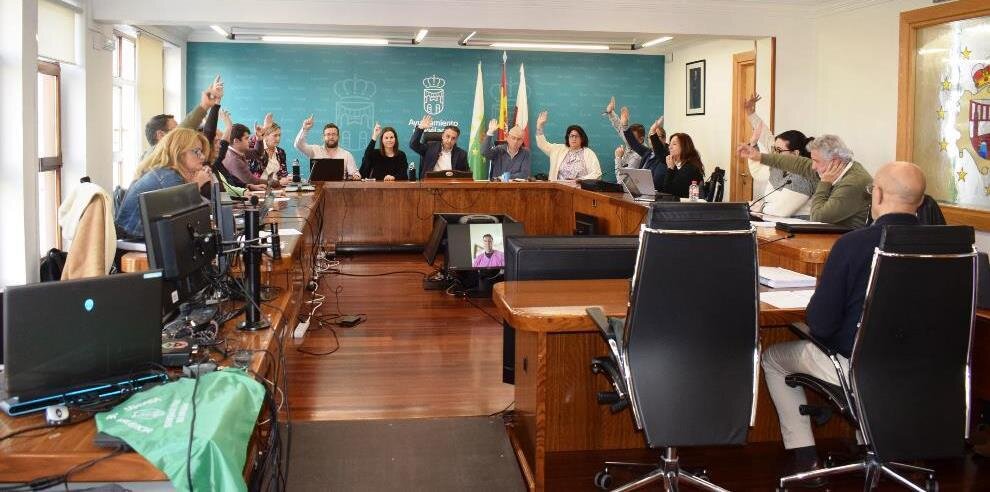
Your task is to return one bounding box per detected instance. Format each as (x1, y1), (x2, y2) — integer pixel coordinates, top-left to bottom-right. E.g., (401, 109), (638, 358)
(689, 181), (700, 202)
(408, 162), (417, 181)
(291, 159), (301, 183)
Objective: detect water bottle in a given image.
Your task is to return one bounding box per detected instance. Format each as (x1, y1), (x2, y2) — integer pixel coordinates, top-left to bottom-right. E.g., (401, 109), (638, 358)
(408, 162), (417, 181)
(501, 171), (511, 182)
(689, 181), (700, 202)
(291, 159), (301, 183)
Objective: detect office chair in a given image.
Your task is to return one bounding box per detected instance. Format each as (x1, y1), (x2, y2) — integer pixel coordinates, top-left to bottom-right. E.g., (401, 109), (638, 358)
(778, 225), (976, 491)
(588, 202), (760, 491)
(703, 167), (725, 203)
(865, 194), (946, 226)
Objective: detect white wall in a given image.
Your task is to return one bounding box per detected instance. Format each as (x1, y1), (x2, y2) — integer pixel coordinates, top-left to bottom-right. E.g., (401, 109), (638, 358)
(663, 38), (762, 195)
(0, 0), (40, 286)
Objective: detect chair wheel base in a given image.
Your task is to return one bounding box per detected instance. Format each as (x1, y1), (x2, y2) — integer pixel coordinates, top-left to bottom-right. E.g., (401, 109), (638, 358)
(926, 476), (939, 492)
(594, 470), (613, 490)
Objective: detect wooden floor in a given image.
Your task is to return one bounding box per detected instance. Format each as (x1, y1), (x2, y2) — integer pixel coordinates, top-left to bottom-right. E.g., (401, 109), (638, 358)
(285, 253), (514, 421)
(285, 253), (988, 490)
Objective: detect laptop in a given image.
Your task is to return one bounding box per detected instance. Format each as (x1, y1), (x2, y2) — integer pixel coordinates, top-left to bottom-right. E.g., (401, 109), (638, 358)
(618, 168), (664, 202)
(2, 271), (164, 414)
(424, 169), (473, 180)
(310, 158), (346, 182)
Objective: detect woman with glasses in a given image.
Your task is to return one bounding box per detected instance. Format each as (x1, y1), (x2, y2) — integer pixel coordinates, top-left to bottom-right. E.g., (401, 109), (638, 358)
(535, 110), (602, 181)
(743, 94), (816, 217)
(114, 128), (214, 238)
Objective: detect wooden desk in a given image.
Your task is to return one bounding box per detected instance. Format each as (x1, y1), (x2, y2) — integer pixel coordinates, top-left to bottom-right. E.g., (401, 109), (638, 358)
(492, 279), (851, 491)
(0, 192), (319, 484)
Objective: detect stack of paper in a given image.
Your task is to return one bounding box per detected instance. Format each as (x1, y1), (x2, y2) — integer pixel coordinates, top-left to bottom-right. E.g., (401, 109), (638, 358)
(758, 266), (817, 288)
(761, 289), (815, 309)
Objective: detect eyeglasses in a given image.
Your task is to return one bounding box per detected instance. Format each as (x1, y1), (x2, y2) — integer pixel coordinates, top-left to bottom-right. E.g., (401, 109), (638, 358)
(568, 133), (581, 138)
(772, 146), (788, 154)
(865, 184), (875, 195)
(187, 148), (205, 158)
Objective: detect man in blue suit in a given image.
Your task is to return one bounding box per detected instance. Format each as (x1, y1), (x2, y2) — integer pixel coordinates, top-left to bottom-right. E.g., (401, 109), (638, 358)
(409, 114), (469, 179)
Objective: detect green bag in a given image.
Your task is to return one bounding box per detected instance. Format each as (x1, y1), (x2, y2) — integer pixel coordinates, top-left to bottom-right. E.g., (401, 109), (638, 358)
(96, 369), (266, 491)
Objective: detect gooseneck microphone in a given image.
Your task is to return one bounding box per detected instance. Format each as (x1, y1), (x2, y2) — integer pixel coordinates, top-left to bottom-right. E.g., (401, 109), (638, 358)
(749, 179), (792, 211)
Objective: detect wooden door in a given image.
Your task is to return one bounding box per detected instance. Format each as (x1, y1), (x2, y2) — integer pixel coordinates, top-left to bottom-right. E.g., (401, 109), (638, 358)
(730, 51), (756, 202)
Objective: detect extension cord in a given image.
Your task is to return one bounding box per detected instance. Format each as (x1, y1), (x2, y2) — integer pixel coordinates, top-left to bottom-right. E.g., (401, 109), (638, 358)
(293, 318), (311, 339)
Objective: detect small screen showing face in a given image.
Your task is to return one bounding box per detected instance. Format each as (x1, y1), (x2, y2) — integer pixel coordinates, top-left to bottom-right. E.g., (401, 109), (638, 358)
(468, 224), (505, 268)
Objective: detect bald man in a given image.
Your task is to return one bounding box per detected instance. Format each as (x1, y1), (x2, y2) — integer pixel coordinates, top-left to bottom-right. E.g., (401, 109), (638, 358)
(483, 119), (531, 180)
(762, 161), (926, 479)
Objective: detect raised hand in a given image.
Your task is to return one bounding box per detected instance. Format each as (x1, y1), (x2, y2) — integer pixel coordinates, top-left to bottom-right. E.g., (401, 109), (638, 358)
(302, 115), (314, 131)
(219, 109), (233, 131)
(619, 107), (630, 127)
(743, 93), (761, 115)
(736, 143), (761, 161)
(615, 146), (625, 159)
(536, 110), (548, 129)
(256, 112), (273, 136)
(418, 114), (433, 130)
(372, 122), (382, 141)
(605, 96), (616, 114)
(211, 75), (224, 103)
(487, 118), (498, 135)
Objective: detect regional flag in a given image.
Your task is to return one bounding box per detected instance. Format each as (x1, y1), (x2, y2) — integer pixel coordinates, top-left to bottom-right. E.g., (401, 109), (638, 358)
(467, 62), (487, 180)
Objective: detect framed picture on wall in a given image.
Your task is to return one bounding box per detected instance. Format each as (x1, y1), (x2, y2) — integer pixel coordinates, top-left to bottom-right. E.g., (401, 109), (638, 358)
(686, 59), (706, 115)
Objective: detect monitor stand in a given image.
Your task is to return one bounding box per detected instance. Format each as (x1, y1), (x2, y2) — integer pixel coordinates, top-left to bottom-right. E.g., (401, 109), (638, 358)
(459, 270), (503, 299)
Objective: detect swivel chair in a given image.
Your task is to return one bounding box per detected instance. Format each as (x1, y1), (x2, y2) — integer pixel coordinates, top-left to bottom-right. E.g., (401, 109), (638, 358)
(588, 202), (760, 491)
(778, 225), (976, 491)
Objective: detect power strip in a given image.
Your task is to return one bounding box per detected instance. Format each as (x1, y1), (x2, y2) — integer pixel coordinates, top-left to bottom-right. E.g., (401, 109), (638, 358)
(293, 318), (311, 339)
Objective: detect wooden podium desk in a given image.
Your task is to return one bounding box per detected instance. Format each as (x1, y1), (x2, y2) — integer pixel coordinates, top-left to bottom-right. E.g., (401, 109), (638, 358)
(492, 279), (847, 491)
(0, 192), (319, 484)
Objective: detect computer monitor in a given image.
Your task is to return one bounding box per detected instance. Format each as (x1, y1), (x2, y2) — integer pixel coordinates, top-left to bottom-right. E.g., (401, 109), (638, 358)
(2, 271), (164, 402)
(211, 180), (236, 274)
(445, 222), (525, 270)
(140, 183), (217, 314)
(310, 158), (345, 182)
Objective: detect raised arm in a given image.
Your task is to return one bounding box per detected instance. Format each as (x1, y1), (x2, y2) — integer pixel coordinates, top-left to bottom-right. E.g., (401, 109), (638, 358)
(534, 110), (555, 155)
(294, 115), (316, 158)
(409, 115), (431, 157)
(482, 119), (499, 159)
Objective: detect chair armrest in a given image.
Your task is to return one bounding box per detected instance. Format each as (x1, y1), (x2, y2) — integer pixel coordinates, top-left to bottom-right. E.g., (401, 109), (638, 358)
(587, 307), (612, 339)
(788, 322), (836, 357)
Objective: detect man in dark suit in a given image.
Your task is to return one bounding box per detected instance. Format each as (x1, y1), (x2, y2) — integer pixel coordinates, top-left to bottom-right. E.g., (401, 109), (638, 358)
(761, 161), (925, 481)
(409, 114), (469, 179)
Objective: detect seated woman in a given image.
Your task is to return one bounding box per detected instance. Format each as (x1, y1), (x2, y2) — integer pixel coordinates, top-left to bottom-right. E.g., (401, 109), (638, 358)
(255, 122), (291, 186)
(115, 128), (213, 239)
(360, 123), (409, 181)
(534, 110), (602, 181)
(744, 94), (815, 217)
(661, 133), (705, 198)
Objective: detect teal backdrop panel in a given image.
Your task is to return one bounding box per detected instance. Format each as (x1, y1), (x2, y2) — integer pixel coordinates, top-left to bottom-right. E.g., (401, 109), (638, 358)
(187, 42), (664, 182)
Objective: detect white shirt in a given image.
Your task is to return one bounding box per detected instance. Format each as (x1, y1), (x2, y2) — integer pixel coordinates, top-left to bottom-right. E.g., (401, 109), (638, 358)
(294, 127), (359, 177)
(434, 149), (452, 171)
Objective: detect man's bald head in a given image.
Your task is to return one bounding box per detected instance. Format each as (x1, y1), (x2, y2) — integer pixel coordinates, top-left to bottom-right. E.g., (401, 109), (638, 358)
(871, 161), (926, 220)
(506, 126), (525, 153)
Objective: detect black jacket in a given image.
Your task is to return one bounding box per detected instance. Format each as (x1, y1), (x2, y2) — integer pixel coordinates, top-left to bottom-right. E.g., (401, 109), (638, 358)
(409, 127), (469, 179)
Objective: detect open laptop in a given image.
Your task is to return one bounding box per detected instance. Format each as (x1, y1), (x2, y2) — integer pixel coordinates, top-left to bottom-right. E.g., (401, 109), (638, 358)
(618, 168), (661, 202)
(310, 158), (346, 182)
(2, 271), (165, 416)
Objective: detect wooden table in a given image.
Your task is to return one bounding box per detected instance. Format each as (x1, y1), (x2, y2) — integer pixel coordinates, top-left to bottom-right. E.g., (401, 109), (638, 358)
(0, 191), (320, 484)
(492, 279), (848, 491)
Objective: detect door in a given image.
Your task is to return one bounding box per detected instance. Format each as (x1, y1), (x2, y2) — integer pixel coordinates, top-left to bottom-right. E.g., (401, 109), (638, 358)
(730, 51), (756, 202)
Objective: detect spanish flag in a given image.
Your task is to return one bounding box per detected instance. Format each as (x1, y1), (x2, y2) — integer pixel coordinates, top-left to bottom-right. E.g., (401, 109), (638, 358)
(498, 51), (508, 140)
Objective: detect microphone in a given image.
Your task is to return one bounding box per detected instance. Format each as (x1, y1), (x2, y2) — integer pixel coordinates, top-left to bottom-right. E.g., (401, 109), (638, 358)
(759, 233), (795, 245)
(749, 179), (792, 210)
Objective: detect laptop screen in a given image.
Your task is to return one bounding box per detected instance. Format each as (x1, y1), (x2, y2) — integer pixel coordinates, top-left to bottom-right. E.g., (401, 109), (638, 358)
(2, 271), (163, 399)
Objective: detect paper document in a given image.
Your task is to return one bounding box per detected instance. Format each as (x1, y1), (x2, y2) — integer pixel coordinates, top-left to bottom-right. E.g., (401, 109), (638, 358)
(751, 221), (777, 228)
(761, 289), (815, 309)
(274, 197), (291, 203)
(759, 266), (817, 288)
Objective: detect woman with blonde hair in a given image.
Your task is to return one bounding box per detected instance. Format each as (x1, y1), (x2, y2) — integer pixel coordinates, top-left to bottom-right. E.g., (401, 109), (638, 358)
(115, 127), (213, 238)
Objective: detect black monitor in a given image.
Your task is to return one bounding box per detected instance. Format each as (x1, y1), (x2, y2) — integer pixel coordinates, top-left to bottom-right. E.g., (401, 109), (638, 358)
(574, 212), (599, 236)
(445, 222), (525, 270)
(211, 180), (237, 275)
(1, 271), (163, 403)
(140, 183), (217, 314)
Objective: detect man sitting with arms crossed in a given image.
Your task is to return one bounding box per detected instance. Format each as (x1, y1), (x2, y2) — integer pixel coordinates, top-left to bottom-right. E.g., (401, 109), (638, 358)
(410, 114), (469, 179)
(294, 115), (360, 180)
(761, 161), (926, 481)
(483, 119), (530, 180)
(738, 135), (872, 228)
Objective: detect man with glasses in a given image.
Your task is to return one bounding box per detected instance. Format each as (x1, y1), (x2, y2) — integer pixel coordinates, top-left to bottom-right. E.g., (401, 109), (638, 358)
(738, 134), (872, 227)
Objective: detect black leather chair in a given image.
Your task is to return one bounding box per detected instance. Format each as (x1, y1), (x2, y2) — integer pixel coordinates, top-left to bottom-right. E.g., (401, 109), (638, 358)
(778, 225), (976, 491)
(588, 202), (760, 491)
(703, 167), (725, 203)
(501, 235), (639, 384)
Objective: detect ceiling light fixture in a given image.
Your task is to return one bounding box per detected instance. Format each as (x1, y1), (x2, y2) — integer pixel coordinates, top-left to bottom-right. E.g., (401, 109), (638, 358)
(459, 31), (477, 46)
(210, 25), (230, 39)
(261, 35), (389, 46)
(640, 36), (673, 48)
(414, 29), (428, 44)
(489, 42), (609, 51)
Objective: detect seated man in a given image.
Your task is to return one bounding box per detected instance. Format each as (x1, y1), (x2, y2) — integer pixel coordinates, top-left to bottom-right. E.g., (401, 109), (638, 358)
(222, 123), (267, 188)
(472, 234), (504, 268)
(483, 119), (530, 180)
(294, 115), (360, 180)
(410, 114), (468, 179)
(761, 161), (926, 478)
(737, 135), (872, 228)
